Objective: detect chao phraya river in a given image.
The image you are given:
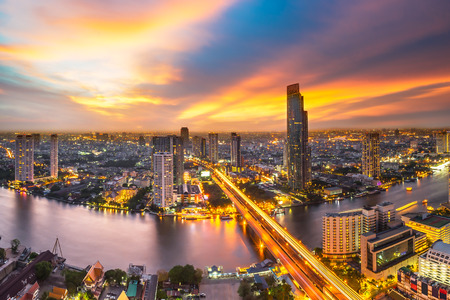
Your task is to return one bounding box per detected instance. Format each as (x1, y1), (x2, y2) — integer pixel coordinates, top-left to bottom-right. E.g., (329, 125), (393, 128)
(0, 169), (448, 271)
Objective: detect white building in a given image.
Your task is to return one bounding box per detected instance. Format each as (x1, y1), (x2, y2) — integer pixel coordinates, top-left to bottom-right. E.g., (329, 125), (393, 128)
(153, 152), (173, 208)
(322, 211), (362, 260)
(419, 240), (450, 286)
(50, 134), (58, 178)
(15, 135), (34, 182)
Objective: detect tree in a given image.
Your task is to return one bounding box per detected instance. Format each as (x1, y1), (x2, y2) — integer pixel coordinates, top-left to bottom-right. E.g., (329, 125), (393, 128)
(168, 265), (184, 284)
(104, 269), (127, 285)
(35, 261), (52, 280)
(168, 265), (197, 285)
(0, 248), (6, 260)
(29, 252), (39, 260)
(270, 280), (293, 300)
(194, 268), (203, 284)
(11, 239), (20, 253)
(64, 269), (87, 294)
(156, 269), (168, 282)
(237, 279), (252, 298)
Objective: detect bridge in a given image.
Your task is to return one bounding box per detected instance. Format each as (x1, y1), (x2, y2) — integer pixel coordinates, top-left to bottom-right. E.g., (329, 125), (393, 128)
(195, 159), (362, 300)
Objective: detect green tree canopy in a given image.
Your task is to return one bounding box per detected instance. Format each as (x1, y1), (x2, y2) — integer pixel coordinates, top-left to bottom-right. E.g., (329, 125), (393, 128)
(10, 239), (20, 253)
(168, 264), (198, 285)
(35, 261), (52, 281)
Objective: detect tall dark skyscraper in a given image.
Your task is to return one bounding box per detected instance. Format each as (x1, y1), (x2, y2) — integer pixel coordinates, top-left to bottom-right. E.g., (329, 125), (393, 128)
(362, 132), (380, 178)
(193, 136), (207, 158)
(152, 135), (184, 185)
(208, 133), (219, 163)
(231, 132), (241, 168)
(286, 83), (311, 190)
(180, 127), (189, 154)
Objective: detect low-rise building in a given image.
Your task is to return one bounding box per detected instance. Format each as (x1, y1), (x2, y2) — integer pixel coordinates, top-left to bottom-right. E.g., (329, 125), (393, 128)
(361, 226), (418, 280)
(398, 267), (450, 300)
(324, 187), (342, 196)
(402, 213), (450, 244)
(419, 240), (450, 286)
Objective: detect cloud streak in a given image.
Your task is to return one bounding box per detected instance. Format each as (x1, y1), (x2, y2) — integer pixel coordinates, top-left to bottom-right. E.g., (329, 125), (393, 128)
(1, 0), (450, 131)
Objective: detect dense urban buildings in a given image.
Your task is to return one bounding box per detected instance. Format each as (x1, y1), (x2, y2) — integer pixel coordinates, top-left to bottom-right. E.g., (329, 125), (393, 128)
(231, 132), (241, 168)
(152, 135), (184, 185)
(15, 134), (34, 182)
(153, 152), (173, 208)
(208, 133), (219, 163)
(362, 132), (381, 178)
(436, 131), (450, 153)
(50, 134), (58, 178)
(286, 83), (311, 190)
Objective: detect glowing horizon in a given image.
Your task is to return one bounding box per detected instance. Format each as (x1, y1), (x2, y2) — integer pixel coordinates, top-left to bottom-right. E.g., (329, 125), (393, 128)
(1, 0), (450, 132)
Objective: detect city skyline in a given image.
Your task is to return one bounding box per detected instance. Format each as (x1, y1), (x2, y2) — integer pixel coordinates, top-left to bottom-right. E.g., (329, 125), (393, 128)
(1, 1), (450, 132)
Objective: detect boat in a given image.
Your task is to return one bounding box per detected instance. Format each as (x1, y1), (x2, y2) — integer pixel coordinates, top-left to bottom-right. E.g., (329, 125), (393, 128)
(368, 190), (380, 195)
(406, 187), (413, 191)
(220, 215), (233, 220)
(427, 206), (434, 211)
(422, 199), (428, 205)
(19, 247), (31, 262)
(354, 191), (368, 198)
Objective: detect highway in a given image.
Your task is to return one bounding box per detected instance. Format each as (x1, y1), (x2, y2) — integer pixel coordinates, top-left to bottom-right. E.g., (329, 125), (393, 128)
(196, 160), (362, 300)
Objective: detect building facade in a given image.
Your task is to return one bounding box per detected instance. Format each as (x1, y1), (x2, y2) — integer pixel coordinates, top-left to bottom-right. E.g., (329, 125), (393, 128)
(152, 135), (184, 185)
(286, 83), (311, 190)
(398, 267), (450, 300)
(361, 226), (417, 279)
(180, 127), (189, 154)
(419, 240), (450, 286)
(231, 132), (241, 168)
(208, 133), (219, 163)
(436, 131), (449, 154)
(50, 134), (58, 178)
(402, 213), (450, 244)
(15, 135), (34, 182)
(362, 132), (380, 178)
(153, 152), (174, 208)
(322, 212), (362, 260)
(362, 202), (396, 233)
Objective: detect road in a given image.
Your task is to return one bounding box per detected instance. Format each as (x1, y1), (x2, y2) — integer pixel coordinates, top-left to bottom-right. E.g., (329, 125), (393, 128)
(195, 159), (363, 300)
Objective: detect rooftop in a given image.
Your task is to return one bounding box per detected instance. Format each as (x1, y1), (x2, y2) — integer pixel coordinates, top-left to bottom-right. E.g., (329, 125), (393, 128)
(411, 215), (450, 228)
(431, 240), (450, 254)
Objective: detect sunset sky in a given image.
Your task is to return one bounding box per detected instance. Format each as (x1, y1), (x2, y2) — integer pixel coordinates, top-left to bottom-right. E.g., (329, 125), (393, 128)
(1, 0), (450, 132)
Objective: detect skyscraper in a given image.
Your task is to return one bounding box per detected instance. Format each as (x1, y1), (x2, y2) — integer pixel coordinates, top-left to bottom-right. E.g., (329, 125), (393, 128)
(32, 133), (41, 150)
(138, 135), (146, 146)
(180, 127), (189, 154)
(436, 131), (449, 154)
(362, 132), (381, 178)
(208, 133), (219, 163)
(50, 134), (58, 178)
(192, 136), (206, 158)
(231, 132), (241, 168)
(153, 152), (173, 208)
(152, 135), (184, 185)
(15, 135), (34, 182)
(286, 83), (311, 190)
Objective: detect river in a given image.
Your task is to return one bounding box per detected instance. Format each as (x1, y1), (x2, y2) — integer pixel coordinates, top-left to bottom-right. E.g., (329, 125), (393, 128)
(0, 169), (448, 272)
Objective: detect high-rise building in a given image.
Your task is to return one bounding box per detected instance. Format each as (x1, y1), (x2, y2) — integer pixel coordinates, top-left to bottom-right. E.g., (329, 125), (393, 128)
(15, 135), (34, 182)
(32, 133), (41, 150)
(208, 133), (219, 163)
(152, 136), (184, 185)
(322, 212), (362, 260)
(153, 152), (173, 208)
(419, 241), (450, 286)
(362, 202), (396, 233)
(286, 83), (311, 190)
(436, 131), (449, 154)
(180, 127), (189, 154)
(138, 136), (146, 146)
(50, 134), (58, 178)
(362, 132), (380, 178)
(192, 136), (207, 158)
(231, 132), (241, 168)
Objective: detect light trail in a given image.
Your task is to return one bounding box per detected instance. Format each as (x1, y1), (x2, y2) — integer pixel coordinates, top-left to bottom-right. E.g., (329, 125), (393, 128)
(200, 159), (362, 300)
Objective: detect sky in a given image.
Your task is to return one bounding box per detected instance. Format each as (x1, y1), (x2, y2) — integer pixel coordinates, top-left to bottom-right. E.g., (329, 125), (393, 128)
(1, 0), (450, 132)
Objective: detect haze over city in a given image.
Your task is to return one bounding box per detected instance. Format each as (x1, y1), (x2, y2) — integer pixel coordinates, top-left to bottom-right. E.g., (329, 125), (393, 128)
(1, 0), (450, 132)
